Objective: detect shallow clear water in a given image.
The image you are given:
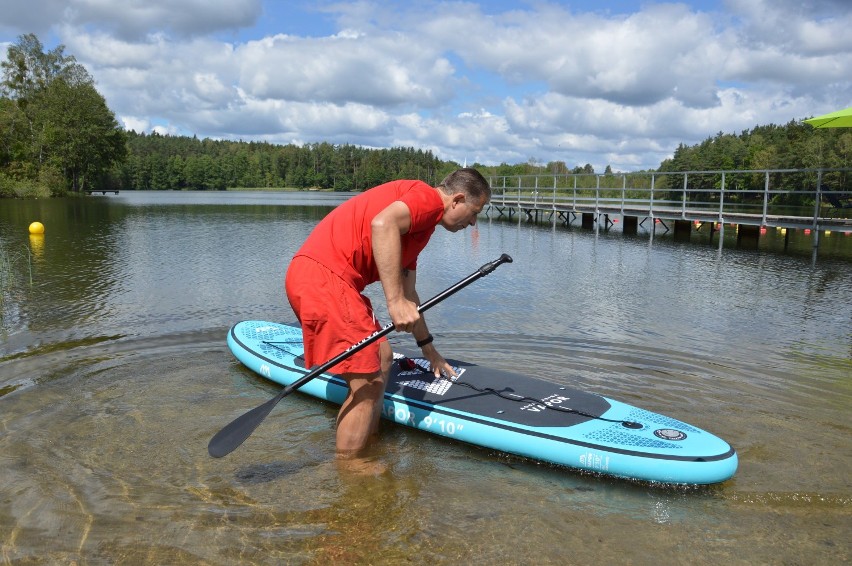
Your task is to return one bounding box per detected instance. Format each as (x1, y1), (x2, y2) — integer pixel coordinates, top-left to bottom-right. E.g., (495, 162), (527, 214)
(1, 191), (850, 564)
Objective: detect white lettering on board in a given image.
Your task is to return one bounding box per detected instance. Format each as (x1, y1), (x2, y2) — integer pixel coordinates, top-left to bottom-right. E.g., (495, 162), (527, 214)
(381, 403), (464, 435)
(579, 452), (610, 471)
(520, 394), (572, 413)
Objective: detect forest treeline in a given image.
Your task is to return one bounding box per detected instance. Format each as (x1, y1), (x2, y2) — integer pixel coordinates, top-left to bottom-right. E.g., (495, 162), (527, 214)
(2, 33), (850, 198)
(116, 131), (608, 192)
(118, 132), (447, 192)
(658, 121), (852, 194)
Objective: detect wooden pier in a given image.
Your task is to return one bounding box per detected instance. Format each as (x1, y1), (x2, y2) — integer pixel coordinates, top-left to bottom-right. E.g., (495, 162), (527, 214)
(487, 168), (852, 250)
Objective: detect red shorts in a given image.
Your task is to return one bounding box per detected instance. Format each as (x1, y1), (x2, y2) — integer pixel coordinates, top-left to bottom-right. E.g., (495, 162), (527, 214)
(285, 256), (385, 374)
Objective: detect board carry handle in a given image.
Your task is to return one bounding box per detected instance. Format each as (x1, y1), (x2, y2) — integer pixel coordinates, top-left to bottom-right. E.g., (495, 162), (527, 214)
(208, 253), (513, 458)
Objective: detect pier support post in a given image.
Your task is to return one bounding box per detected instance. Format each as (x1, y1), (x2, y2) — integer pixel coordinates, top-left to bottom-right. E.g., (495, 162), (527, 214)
(622, 215), (638, 235)
(674, 220), (692, 242)
(737, 224), (761, 249)
(582, 213), (595, 229)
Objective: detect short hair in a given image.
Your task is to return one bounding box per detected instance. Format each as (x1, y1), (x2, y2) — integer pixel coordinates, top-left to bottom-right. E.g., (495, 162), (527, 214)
(437, 168), (491, 203)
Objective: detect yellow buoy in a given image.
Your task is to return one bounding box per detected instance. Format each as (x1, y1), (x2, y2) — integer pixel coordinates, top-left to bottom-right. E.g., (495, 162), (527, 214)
(28, 221), (45, 234)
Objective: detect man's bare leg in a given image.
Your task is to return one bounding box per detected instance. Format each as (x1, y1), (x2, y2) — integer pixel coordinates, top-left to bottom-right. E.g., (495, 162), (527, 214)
(336, 341), (392, 453)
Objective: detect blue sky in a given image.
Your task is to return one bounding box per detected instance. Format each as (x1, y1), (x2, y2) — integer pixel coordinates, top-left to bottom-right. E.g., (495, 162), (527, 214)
(1, 0), (850, 172)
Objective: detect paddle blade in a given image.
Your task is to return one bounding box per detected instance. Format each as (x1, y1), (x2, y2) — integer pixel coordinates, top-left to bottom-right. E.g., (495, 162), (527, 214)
(208, 392), (283, 458)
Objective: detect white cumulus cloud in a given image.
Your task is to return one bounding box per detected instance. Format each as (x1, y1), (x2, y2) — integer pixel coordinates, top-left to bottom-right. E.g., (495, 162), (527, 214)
(1, 0), (849, 171)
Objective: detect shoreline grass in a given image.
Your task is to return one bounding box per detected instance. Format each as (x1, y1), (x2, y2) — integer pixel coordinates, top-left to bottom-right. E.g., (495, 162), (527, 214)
(0, 243), (33, 322)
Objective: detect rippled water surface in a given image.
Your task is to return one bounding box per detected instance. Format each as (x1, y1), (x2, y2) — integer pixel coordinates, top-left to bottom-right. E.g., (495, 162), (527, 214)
(1, 191), (850, 564)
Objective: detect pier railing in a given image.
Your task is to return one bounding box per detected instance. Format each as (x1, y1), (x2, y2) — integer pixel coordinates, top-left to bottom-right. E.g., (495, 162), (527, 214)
(487, 168), (852, 232)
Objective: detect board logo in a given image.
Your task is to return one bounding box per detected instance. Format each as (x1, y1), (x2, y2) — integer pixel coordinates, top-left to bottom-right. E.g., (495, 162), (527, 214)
(653, 428), (687, 441)
(579, 451), (610, 471)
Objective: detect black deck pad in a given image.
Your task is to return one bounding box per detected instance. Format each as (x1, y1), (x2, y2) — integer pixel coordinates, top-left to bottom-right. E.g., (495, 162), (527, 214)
(387, 354), (611, 428)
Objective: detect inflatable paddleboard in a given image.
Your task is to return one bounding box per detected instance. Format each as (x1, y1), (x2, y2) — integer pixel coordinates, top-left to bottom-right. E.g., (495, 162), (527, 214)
(227, 321), (737, 484)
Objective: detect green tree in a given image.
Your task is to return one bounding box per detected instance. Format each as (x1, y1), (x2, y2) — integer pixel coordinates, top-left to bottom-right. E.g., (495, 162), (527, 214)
(0, 97), (27, 169)
(28, 79), (127, 192)
(1, 33), (92, 101)
(1, 33), (126, 194)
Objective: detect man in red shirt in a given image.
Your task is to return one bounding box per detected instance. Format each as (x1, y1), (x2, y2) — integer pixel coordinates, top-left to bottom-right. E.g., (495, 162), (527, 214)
(285, 168), (491, 455)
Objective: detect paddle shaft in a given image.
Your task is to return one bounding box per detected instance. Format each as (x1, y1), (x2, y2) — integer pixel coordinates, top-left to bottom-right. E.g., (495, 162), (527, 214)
(208, 253), (512, 458)
(283, 252), (512, 392)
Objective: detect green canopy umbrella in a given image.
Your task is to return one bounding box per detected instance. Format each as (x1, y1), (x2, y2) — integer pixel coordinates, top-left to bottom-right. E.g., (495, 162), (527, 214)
(804, 106), (852, 128)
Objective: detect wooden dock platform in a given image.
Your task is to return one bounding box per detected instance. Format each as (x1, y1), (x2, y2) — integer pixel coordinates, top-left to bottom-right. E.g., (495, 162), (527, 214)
(486, 168), (852, 250)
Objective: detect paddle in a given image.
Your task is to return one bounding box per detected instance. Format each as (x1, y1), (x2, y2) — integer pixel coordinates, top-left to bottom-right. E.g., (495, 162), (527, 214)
(208, 253), (513, 458)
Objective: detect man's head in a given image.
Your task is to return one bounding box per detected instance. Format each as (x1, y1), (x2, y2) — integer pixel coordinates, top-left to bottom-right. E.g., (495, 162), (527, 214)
(436, 168), (491, 232)
(438, 168), (491, 204)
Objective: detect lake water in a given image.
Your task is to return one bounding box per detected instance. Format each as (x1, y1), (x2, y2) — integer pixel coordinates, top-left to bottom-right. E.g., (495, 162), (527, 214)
(1, 191), (849, 564)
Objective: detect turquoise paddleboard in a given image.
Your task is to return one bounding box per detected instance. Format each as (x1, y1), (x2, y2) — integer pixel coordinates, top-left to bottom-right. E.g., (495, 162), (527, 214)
(227, 321), (738, 484)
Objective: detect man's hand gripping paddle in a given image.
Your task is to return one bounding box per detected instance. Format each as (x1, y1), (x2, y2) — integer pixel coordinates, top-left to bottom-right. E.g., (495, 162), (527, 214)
(208, 254), (513, 458)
